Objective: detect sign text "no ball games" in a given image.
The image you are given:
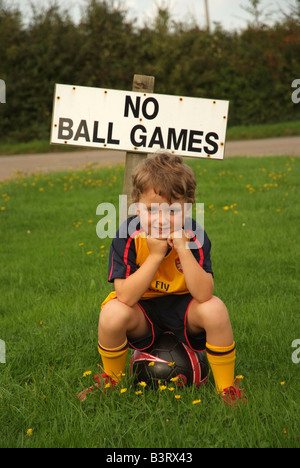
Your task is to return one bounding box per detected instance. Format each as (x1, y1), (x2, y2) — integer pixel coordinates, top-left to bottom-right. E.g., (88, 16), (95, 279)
(51, 85), (229, 160)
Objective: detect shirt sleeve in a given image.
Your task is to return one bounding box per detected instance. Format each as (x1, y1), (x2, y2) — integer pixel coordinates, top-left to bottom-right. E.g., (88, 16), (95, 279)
(185, 218), (213, 276)
(107, 217), (138, 283)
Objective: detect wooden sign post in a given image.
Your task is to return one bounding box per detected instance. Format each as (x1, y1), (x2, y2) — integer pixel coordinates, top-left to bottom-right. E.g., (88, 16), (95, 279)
(122, 75), (155, 209)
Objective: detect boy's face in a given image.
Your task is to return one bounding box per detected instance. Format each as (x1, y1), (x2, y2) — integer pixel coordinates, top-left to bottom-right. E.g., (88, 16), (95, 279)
(136, 188), (190, 239)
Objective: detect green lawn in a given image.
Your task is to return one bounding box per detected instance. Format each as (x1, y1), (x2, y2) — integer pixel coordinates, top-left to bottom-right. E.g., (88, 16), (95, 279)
(0, 156), (299, 448)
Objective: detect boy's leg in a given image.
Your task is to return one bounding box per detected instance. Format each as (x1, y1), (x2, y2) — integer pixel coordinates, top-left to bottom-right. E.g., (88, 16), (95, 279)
(186, 296), (236, 394)
(98, 299), (151, 381)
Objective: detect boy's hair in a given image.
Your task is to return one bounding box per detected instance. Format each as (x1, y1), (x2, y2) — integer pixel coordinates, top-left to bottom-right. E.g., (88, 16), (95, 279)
(131, 152), (196, 204)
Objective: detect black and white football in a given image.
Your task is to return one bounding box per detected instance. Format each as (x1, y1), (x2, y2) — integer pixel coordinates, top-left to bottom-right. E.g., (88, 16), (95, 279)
(130, 332), (209, 387)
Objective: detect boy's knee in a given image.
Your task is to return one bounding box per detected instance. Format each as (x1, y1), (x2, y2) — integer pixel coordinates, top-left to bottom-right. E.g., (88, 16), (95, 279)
(190, 296), (230, 329)
(204, 297), (231, 331)
(208, 296), (228, 314)
(99, 299), (133, 331)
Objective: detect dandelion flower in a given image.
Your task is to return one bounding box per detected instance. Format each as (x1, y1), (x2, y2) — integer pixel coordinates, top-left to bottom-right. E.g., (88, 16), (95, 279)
(148, 361), (155, 367)
(139, 381), (147, 388)
(280, 381), (285, 386)
(236, 375), (244, 380)
(170, 377), (179, 382)
(27, 428), (33, 436)
(120, 388), (127, 394)
(159, 385), (167, 391)
(223, 206), (229, 211)
(192, 399), (201, 405)
(86, 251), (93, 255)
(175, 394), (181, 400)
(135, 390), (142, 395)
(83, 370), (92, 377)
(168, 387), (175, 392)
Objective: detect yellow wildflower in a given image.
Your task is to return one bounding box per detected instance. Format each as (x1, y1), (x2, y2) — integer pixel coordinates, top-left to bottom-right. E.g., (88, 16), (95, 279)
(83, 370), (92, 377)
(159, 385), (167, 391)
(139, 381), (147, 388)
(168, 362), (175, 367)
(148, 361), (155, 367)
(174, 394), (181, 400)
(27, 428), (33, 436)
(120, 388), (127, 394)
(192, 399), (201, 405)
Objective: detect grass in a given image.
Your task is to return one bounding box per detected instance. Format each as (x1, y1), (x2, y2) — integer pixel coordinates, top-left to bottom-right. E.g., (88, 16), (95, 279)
(226, 120), (300, 141)
(0, 120), (299, 155)
(0, 156), (299, 448)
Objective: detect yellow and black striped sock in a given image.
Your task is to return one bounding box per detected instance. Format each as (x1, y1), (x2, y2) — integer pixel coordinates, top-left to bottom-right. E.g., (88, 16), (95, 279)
(206, 342), (236, 394)
(97, 340), (129, 381)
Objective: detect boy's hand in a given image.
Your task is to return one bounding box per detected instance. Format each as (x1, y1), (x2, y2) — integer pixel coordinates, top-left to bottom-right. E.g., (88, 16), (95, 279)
(167, 229), (187, 252)
(146, 236), (169, 259)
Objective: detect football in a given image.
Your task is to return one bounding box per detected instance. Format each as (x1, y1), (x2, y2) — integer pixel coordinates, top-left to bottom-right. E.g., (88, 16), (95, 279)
(130, 332), (209, 387)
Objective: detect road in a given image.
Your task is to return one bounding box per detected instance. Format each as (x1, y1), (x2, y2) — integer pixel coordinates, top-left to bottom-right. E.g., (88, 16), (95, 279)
(0, 136), (299, 180)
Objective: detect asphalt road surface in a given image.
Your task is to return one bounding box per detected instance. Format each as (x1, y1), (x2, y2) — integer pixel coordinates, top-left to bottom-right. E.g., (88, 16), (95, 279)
(0, 136), (299, 180)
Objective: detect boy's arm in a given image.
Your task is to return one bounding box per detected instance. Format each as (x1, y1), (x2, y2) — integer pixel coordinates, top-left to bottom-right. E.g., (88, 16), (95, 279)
(168, 230), (214, 303)
(114, 237), (167, 307)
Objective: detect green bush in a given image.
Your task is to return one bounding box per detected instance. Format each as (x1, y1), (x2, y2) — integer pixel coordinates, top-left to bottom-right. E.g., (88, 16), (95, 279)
(0, 0), (299, 142)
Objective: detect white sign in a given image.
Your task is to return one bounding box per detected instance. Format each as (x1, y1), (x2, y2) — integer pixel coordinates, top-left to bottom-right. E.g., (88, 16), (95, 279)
(51, 84), (229, 160)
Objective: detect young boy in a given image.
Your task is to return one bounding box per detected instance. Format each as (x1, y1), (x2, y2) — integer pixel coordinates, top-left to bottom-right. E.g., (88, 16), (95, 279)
(79, 152), (245, 405)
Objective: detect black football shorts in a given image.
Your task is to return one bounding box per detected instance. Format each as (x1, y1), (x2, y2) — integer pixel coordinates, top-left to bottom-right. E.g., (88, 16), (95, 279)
(129, 293), (207, 352)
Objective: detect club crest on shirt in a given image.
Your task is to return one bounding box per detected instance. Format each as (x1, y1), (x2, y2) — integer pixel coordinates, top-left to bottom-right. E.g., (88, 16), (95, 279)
(175, 258), (183, 273)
